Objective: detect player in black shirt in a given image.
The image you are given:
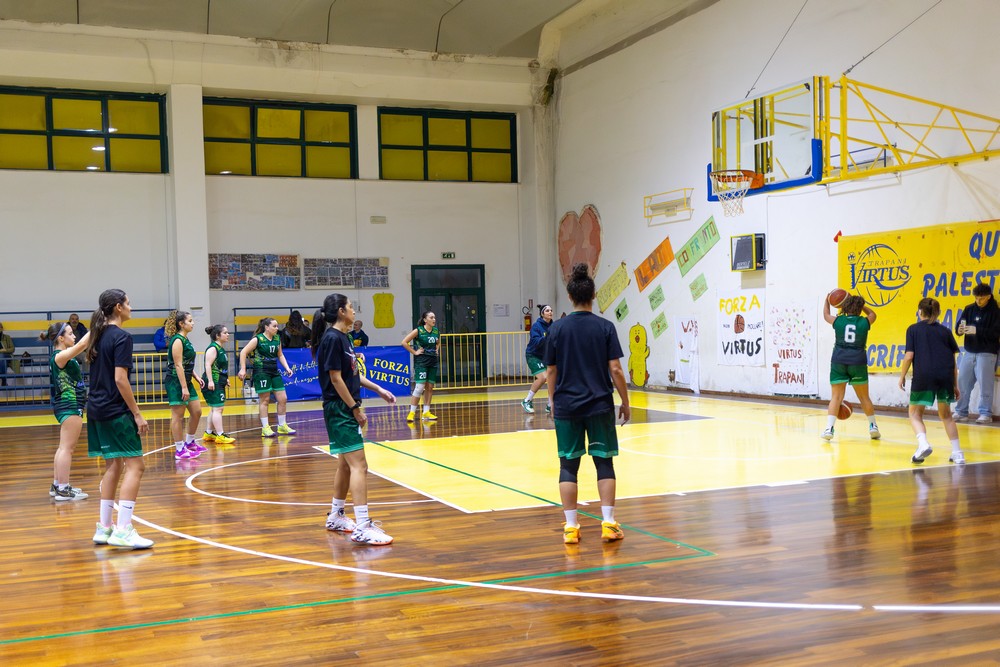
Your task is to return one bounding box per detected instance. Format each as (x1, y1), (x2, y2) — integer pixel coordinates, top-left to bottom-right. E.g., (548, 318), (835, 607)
(544, 263), (630, 546)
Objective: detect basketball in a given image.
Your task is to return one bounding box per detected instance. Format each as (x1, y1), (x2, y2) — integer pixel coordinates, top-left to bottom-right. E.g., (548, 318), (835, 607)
(837, 399), (853, 420)
(828, 288), (849, 308)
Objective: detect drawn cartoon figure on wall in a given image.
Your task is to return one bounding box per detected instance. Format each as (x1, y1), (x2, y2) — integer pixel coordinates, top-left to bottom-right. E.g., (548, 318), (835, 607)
(627, 323), (649, 387)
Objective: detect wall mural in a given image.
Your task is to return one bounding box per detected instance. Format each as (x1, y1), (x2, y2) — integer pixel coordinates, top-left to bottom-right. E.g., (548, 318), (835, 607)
(557, 204), (602, 285)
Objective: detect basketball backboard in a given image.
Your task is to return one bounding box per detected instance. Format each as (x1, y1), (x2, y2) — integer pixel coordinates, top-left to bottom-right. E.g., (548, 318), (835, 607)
(709, 77), (822, 201)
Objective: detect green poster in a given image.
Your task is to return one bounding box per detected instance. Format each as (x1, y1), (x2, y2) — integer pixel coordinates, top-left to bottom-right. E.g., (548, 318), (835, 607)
(689, 274), (708, 301)
(648, 285), (665, 311)
(676, 216), (720, 277)
(651, 312), (668, 338)
(614, 299), (629, 322)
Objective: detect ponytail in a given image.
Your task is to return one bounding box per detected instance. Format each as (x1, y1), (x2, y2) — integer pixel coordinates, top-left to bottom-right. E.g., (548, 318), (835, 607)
(310, 309), (327, 357)
(87, 288), (127, 363)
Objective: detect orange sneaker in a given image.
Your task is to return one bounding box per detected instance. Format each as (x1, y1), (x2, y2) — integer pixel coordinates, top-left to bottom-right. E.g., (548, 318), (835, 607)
(601, 521), (624, 542)
(563, 523), (580, 544)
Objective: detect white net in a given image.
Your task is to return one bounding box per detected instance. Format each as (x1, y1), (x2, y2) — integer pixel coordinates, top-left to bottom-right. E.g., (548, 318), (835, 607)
(710, 171), (753, 217)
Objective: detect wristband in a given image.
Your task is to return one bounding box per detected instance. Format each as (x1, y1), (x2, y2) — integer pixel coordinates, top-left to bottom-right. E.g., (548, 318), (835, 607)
(351, 401), (362, 411)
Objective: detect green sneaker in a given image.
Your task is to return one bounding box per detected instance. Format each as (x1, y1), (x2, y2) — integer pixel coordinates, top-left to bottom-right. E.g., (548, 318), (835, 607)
(520, 399), (534, 414)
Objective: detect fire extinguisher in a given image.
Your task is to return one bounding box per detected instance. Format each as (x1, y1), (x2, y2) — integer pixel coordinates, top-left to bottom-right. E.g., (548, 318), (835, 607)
(522, 306), (532, 331)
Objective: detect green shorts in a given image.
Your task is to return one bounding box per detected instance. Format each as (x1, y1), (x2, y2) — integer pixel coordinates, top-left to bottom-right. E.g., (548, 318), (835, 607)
(323, 400), (364, 455)
(253, 370), (285, 394)
(165, 374), (200, 405)
(202, 380), (228, 408)
(830, 363), (869, 385)
(413, 365), (438, 385)
(55, 409), (83, 424)
(87, 413), (143, 459)
(526, 354), (546, 377)
(554, 410), (619, 459)
(910, 387), (956, 406)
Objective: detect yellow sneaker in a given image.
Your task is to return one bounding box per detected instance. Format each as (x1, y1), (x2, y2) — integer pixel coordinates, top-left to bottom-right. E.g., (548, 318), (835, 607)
(601, 521), (624, 542)
(202, 431), (217, 442)
(422, 411), (438, 421)
(563, 523), (580, 544)
(406, 411), (416, 423)
(261, 425), (275, 437)
(214, 433), (236, 444)
(277, 424), (296, 435)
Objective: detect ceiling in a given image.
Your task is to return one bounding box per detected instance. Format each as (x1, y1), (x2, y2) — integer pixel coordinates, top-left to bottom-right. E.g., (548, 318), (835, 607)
(0, 0), (585, 59)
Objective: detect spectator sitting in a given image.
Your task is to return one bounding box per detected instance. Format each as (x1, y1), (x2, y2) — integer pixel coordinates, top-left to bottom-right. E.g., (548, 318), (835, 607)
(352, 320), (370, 348)
(68, 313), (88, 341)
(281, 310), (312, 348)
(153, 310), (175, 352)
(0, 322), (15, 386)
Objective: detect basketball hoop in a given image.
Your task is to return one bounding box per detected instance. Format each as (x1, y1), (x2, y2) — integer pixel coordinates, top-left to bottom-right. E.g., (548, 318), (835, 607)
(710, 170), (764, 217)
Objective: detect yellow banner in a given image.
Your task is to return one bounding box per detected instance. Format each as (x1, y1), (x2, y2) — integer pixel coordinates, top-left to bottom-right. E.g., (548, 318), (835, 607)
(838, 220), (1000, 372)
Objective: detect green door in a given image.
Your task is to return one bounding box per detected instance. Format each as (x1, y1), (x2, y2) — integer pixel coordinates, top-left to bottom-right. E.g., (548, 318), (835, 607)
(410, 265), (486, 385)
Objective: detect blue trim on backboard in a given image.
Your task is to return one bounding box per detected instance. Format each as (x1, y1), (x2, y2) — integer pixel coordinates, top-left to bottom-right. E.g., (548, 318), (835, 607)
(707, 138), (823, 201)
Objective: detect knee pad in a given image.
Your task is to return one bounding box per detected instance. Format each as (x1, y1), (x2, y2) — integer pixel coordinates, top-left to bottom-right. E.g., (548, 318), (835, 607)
(593, 455), (616, 481)
(412, 383), (425, 398)
(559, 456), (581, 484)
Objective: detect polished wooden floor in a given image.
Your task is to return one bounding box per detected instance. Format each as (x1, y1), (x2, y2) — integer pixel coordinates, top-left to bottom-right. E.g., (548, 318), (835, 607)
(2, 389), (1000, 665)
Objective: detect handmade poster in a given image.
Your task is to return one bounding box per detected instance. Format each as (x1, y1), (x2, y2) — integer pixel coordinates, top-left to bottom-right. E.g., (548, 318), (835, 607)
(614, 299), (629, 322)
(766, 301), (818, 395)
(674, 315), (699, 392)
(689, 274), (708, 301)
(596, 261), (630, 313)
(634, 235), (675, 292)
(676, 216), (720, 277)
(717, 289), (765, 366)
(651, 312), (668, 339)
(648, 285), (665, 311)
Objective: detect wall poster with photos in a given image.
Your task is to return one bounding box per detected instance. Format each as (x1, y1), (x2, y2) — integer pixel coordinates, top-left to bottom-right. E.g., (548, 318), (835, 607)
(209, 253), (301, 291)
(304, 257), (390, 289)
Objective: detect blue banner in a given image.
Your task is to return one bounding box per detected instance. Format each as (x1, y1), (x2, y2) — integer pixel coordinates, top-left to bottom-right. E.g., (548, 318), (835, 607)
(281, 346), (411, 402)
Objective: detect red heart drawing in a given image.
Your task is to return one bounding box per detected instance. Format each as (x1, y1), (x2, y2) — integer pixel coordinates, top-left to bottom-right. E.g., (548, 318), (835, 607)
(557, 204), (602, 284)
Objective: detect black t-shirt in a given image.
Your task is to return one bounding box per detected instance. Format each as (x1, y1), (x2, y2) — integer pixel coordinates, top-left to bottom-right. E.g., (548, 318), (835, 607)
(905, 320), (959, 391)
(87, 325), (133, 421)
(317, 327), (360, 404)
(543, 311), (624, 418)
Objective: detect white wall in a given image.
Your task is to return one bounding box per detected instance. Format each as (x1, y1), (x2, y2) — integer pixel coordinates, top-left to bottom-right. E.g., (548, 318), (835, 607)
(551, 0), (1000, 408)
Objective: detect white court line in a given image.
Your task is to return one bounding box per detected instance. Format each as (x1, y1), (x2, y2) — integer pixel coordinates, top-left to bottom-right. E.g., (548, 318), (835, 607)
(125, 512), (862, 612)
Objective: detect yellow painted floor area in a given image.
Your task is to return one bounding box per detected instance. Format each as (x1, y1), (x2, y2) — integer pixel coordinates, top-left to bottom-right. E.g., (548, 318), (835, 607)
(364, 390), (1000, 513)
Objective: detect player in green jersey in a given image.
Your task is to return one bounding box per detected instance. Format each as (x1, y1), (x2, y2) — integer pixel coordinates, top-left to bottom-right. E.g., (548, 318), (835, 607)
(238, 317), (295, 437)
(40, 321), (91, 501)
(821, 293), (879, 441)
(402, 311), (440, 422)
(202, 324), (235, 445)
(165, 311), (206, 460)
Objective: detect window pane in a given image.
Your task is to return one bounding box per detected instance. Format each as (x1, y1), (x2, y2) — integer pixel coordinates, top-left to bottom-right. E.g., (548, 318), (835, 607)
(472, 152), (511, 182)
(0, 134), (48, 169)
(205, 142), (251, 175)
(471, 118), (510, 149)
(381, 148), (424, 180)
(110, 138), (161, 172)
(381, 114), (423, 146)
(305, 110), (350, 143)
(108, 100), (159, 135)
(0, 94), (46, 131)
(428, 117), (466, 146)
(306, 146), (351, 178)
(256, 143), (302, 176)
(257, 107), (300, 139)
(52, 98), (103, 132)
(53, 135), (105, 170)
(413, 267), (482, 289)
(428, 150), (468, 181)
(204, 105), (250, 139)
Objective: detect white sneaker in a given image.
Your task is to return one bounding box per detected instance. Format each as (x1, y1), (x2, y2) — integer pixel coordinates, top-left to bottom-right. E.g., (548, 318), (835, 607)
(821, 428), (834, 441)
(953, 414), (969, 423)
(976, 415), (992, 424)
(949, 450), (966, 464)
(107, 524), (155, 549)
(325, 510), (357, 533)
(869, 426), (881, 440)
(350, 519), (393, 545)
(911, 444), (933, 464)
(93, 522), (113, 545)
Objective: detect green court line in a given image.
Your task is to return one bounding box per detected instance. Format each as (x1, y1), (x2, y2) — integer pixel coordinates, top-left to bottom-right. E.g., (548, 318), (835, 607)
(1, 550), (708, 646)
(369, 439), (715, 557)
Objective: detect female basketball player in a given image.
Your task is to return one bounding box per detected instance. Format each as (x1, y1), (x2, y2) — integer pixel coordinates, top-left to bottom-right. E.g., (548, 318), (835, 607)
(402, 311), (440, 422)
(521, 304), (554, 414)
(164, 311), (206, 460)
(201, 324), (235, 445)
(312, 293), (397, 545)
(821, 293), (879, 441)
(86, 289), (153, 549)
(40, 322), (90, 501)
(238, 317), (294, 437)
(544, 263), (631, 545)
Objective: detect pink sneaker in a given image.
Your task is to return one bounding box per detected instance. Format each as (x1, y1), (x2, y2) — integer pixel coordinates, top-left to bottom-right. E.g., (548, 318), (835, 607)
(187, 440), (208, 453)
(175, 445), (201, 460)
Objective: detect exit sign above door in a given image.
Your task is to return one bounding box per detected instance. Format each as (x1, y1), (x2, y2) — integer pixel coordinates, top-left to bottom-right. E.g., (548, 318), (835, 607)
(441, 252), (456, 259)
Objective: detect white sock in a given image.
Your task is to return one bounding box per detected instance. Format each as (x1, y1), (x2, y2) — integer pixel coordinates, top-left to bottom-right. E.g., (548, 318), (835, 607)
(261, 417), (269, 428)
(278, 415), (287, 426)
(331, 498), (346, 514)
(602, 506), (615, 523)
(185, 432), (195, 444)
(826, 415), (836, 430)
(564, 509), (578, 527)
(423, 405), (430, 414)
(917, 433), (929, 448)
(116, 500), (135, 530)
(869, 415), (877, 428)
(100, 499), (115, 527)
(355, 504), (370, 524)
(526, 390), (535, 401)
(175, 441), (185, 451)
(951, 438), (961, 452)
